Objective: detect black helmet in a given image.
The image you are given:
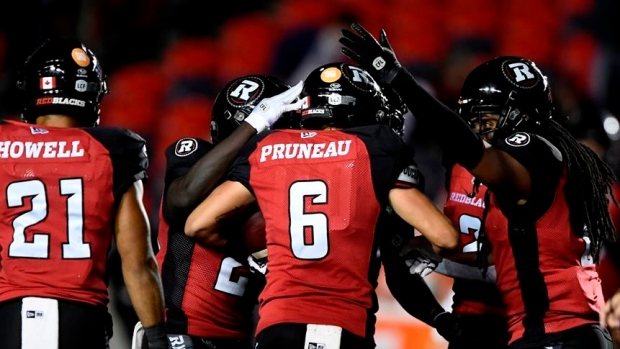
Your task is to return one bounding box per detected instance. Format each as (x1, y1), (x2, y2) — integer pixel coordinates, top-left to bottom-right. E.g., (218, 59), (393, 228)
(457, 56), (553, 136)
(299, 62), (391, 130)
(211, 74), (297, 144)
(17, 36), (109, 126)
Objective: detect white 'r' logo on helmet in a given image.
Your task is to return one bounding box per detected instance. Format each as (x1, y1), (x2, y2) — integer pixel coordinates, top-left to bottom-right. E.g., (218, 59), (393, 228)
(508, 62), (535, 83)
(230, 79), (260, 101)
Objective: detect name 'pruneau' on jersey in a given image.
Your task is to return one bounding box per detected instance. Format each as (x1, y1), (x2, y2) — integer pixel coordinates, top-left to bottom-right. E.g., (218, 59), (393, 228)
(259, 140), (352, 162)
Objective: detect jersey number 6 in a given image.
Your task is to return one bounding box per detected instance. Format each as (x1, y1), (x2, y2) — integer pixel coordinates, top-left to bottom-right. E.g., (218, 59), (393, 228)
(289, 180), (329, 260)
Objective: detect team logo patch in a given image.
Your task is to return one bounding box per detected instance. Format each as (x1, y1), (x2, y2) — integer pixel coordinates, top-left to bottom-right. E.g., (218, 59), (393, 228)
(36, 97), (86, 107)
(30, 126), (49, 134)
(501, 59), (540, 89)
(174, 138), (198, 157)
(227, 77), (264, 107)
(505, 132), (531, 147)
(301, 131), (317, 138)
(71, 48), (91, 67)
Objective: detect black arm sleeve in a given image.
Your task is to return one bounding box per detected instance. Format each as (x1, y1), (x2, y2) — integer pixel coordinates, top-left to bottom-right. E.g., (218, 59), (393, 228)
(391, 69), (485, 170)
(379, 212), (447, 326)
(384, 265), (448, 326)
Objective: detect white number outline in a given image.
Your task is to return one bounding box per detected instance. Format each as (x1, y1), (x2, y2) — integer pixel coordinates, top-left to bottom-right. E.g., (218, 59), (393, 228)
(7, 178), (91, 259)
(289, 180), (329, 260)
(213, 257), (249, 297)
(459, 214), (482, 253)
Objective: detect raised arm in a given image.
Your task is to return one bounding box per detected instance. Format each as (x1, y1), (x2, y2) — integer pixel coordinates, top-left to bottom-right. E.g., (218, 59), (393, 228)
(166, 122), (258, 217)
(339, 23), (531, 195)
(166, 79), (304, 217)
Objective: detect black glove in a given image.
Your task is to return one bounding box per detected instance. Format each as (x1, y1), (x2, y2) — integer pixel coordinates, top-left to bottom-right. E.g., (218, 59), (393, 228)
(339, 23), (402, 85)
(433, 311), (463, 343)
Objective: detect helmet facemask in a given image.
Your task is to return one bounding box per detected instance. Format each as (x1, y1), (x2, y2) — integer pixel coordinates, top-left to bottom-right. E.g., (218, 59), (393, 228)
(457, 56), (554, 141)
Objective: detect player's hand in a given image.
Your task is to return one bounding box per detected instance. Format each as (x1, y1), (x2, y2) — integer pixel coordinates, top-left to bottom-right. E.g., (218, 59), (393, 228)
(404, 249), (440, 277)
(244, 80), (304, 133)
(399, 236), (443, 277)
(339, 23), (402, 85)
(247, 249), (268, 275)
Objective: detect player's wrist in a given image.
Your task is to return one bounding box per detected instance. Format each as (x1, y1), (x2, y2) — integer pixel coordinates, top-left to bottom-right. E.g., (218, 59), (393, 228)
(244, 113), (269, 133)
(143, 323), (169, 349)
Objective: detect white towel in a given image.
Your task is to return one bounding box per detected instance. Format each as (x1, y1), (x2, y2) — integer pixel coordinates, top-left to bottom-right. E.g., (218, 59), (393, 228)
(21, 297), (59, 349)
(131, 321), (145, 349)
(304, 324), (342, 349)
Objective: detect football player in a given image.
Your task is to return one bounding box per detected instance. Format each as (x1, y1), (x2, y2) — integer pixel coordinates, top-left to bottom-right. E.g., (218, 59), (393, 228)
(152, 75), (302, 349)
(184, 62), (459, 349)
(341, 23), (616, 349)
(0, 37), (168, 349)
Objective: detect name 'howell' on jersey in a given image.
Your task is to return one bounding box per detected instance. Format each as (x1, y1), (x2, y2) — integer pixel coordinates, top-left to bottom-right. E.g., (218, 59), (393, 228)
(259, 140), (352, 162)
(0, 140), (85, 159)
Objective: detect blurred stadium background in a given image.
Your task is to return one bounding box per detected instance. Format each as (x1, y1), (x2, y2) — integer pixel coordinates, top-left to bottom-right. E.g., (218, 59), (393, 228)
(2, 0), (620, 348)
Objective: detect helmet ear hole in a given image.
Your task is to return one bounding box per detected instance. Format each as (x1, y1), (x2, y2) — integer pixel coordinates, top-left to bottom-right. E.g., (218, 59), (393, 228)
(17, 36), (108, 127)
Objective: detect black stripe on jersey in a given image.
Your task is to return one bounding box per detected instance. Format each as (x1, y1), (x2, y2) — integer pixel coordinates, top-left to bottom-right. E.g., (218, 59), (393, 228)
(508, 221), (549, 337)
(160, 222), (195, 333)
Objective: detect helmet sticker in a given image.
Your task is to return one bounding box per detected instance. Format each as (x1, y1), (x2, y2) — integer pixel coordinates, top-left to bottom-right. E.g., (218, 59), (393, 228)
(39, 77), (56, 90)
(327, 93), (342, 105)
(228, 78), (262, 106)
(502, 60), (540, 89)
(329, 83), (342, 91)
(174, 138), (199, 157)
(36, 97), (86, 107)
(505, 132), (531, 147)
(75, 80), (88, 92)
(321, 67), (341, 83)
(71, 48), (91, 67)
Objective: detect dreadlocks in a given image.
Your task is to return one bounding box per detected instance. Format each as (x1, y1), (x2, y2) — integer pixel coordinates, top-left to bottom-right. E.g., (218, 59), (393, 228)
(540, 119), (617, 262)
(476, 119), (617, 274)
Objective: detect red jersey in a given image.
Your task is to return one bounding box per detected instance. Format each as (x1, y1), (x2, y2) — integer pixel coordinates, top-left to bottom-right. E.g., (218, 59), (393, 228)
(485, 132), (603, 346)
(228, 125), (419, 338)
(443, 164), (505, 317)
(0, 119), (147, 306)
(157, 137), (256, 338)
